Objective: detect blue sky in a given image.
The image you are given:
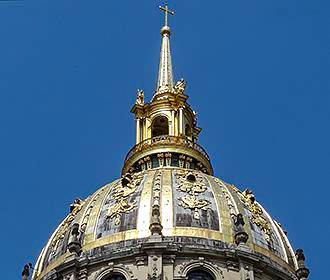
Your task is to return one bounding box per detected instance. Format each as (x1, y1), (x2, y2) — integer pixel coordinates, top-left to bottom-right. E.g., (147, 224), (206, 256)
(0, 1), (328, 279)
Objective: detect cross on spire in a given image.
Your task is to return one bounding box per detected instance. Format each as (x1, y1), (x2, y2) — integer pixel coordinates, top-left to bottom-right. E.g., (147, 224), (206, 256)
(159, 1), (174, 27)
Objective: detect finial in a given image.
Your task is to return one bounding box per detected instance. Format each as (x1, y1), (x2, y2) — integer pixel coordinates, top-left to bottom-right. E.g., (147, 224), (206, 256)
(159, 1), (174, 35)
(67, 223), (82, 255)
(295, 249), (310, 280)
(234, 213), (249, 245)
(155, 1), (175, 93)
(22, 263), (32, 280)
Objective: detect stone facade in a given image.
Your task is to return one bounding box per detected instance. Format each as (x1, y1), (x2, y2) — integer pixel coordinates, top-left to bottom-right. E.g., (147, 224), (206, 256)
(38, 236), (298, 280)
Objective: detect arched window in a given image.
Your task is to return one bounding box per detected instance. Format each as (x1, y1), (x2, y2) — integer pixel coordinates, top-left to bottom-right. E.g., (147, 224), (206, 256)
(185, 124), (192, 137)
(187, 270), (214, 280)
(106, 274), (126, 280)
(151, 116), (169, 137)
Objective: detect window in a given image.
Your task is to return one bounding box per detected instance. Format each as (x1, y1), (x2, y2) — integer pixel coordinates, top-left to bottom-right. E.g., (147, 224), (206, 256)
(187, 270), (214, 280)
(107, 274), (126, 280)
(151, 116), (169, 137)
(185, 124), (192, 137)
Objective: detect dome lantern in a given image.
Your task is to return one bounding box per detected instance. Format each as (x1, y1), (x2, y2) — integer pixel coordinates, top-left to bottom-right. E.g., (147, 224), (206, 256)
(126, 1), (211, 176)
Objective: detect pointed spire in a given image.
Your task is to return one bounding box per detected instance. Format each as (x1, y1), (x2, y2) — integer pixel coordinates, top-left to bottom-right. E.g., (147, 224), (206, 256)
(156, 2), (175, 93)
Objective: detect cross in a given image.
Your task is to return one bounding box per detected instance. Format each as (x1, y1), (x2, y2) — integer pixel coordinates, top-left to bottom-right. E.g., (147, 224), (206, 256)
(159, 1), (174, 27)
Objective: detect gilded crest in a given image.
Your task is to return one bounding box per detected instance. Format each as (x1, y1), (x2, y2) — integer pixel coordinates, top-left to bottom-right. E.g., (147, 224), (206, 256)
(106, 173), (143, 226)
(234, 187), (272, 241)
(176, 171), (210, 220)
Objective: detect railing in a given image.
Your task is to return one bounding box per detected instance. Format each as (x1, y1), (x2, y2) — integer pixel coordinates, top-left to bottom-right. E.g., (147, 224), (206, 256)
(124, 135), (210, 163)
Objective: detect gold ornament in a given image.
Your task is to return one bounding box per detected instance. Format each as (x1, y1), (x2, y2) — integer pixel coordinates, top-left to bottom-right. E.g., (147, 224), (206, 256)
(234, 187), (272, 241)
(106, 174), (142, 226)
(51, 198), (85, 252)
(176, 170), (210, 220)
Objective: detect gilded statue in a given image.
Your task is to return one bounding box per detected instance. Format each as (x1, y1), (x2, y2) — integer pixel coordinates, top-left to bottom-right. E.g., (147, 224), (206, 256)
(174, 78), (187, 95)
(70, 197), (83, 213)
(135, 89), (145, 106)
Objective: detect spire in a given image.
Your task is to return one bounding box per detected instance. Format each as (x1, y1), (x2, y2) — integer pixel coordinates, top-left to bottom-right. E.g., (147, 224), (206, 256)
(157, 2), (175, 93)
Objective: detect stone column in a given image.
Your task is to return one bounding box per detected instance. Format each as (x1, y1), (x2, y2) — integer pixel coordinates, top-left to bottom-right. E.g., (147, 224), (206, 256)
(239, 263), (254, 280)
(179, 108), (183, 135)
(144, 119), (147, 140)
(163, 255), (176, 280)
(171, 110), (175, 136)
(147, 254), (163, 280)
(136, 118), (141, 144)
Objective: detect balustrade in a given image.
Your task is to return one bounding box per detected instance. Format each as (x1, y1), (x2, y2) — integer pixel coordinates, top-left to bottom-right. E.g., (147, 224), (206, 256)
(124, 135), (210, 164)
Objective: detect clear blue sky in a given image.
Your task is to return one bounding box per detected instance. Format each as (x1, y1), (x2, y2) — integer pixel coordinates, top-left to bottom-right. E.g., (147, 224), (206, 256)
(0, 1), (328, 279)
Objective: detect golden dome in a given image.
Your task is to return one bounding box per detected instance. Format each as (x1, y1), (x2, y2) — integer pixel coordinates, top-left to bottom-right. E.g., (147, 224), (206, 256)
(30, 3), (310, 280)
(33, 169), (297, 279)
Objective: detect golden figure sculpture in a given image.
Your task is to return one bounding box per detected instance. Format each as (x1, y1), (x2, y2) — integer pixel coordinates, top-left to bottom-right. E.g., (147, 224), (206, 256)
(135, 89), (145, 106)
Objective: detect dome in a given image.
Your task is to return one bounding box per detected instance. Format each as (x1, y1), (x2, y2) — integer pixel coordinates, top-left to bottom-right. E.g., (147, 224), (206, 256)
(33, 168), (298, 279)
(27, 3), (310, 280)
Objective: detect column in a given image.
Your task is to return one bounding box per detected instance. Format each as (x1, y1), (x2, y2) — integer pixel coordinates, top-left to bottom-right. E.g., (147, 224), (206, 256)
(179, 108), (183, 135)
(136, 118), (141, 144)
(171, 110), (175, 136)
(145, 118), (149, 140)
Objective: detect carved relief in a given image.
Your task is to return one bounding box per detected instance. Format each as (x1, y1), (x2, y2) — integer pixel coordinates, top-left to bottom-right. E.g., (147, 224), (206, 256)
(176, 171), (210, 220)
(150, 171), (163, 236)
(152, 172), (162, 207)
(51, 198), (85, 253)
(106, 174), (143, 226)
(214, 178), (238, 218)
(80, 187), (106, 233)
(147, 255), (162, 280)
(232, 186), (272, 241)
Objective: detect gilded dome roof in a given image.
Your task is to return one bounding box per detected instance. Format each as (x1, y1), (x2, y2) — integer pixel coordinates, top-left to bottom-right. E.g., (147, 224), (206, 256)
(29, 4), (310, 280)
(33, 168), (297, 279)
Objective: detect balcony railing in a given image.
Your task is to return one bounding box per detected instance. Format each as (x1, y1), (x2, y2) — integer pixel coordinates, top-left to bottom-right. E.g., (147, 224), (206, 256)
(124, 135), (210, 163)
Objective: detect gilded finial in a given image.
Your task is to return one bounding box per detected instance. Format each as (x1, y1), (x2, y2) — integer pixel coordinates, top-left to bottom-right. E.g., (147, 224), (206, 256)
(159, 1), (174, 35)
